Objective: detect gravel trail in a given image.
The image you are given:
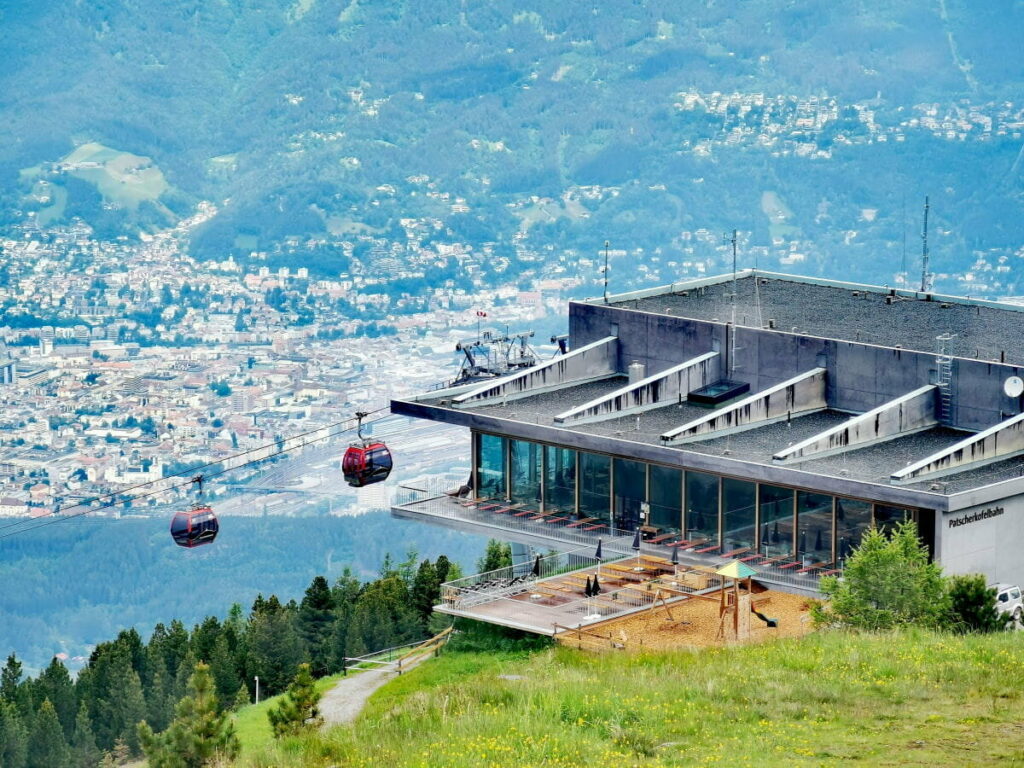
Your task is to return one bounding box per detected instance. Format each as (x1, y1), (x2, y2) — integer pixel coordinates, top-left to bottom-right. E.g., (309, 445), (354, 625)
(319, 655), (430, 726)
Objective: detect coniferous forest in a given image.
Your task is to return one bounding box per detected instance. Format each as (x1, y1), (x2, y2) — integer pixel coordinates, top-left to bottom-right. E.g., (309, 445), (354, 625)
(0, 552), (457, 767)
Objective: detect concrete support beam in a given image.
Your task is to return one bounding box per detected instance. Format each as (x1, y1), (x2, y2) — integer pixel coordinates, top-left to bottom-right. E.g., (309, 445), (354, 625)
(452, 336), (618, 406)
(891, 412), (1024, 484)
(773, 385), (938, 464)
(553, 352), (720, 425)
(660, 368), (827, 444)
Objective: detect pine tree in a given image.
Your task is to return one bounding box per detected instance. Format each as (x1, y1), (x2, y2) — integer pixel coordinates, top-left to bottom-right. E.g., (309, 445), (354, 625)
(0, 653), (30, 716)
(113, 629), (147, 682)
(1, 653), (22, 701)
(173, 650), (198, 702)
(397, 548), (420, 585)
(223, 603), (247, 650)
(434, 555), (453, 584)
(34, 658), (76, 739)
(476, 539), (512, 572)
(138, 662), (240, 768)
(118, 668), (147, 755)
(80, 643), (145, 752)
(410, 559), (440, 629)
(70, 703), (101, 768)
(245, 599), (302, 695)
(146, 660), (175, 734)
(189, 617), (223, 666)
(98, 738), (129, 768)
(0, 699), (29, 768)
(815, 521), (947, 630)
(231, 684), (250, 711)
(348, 574), (422, 654)
(147, 621), (190, 688)
(28, 699), (70, 768)
(266, 664), (323, 738)
(297, 576), (335, 677)
(329, 569), (362, 672)
(207, 635), (240, 707)
(945, 574), (1014, 633)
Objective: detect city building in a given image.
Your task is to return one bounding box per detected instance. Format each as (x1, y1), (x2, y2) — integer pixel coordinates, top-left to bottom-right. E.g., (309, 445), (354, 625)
(392, 271), (1024, 609)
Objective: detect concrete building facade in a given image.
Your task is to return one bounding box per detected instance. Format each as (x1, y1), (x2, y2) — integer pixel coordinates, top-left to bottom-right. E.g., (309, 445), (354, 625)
(392, 271), (1024, 588)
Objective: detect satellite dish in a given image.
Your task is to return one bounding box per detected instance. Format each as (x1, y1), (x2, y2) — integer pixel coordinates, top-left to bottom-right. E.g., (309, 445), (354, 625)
(1004, 376), (1024, 398)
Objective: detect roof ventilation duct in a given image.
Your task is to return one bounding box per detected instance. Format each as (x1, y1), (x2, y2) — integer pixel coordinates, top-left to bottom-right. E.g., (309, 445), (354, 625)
(628, 361), (646, 385)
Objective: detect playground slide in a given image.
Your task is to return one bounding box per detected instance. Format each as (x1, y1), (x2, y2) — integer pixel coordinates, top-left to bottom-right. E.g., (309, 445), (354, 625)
(750, 607), (779, 628)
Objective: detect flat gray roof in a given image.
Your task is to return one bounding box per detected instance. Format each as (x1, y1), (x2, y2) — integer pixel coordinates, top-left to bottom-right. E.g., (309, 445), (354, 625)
(608, 274), (1024, 364)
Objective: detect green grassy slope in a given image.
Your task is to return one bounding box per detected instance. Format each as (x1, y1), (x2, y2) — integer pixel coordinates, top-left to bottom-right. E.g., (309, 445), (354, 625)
(239, 630), (1024, 767)
(232, 672), (344, 758)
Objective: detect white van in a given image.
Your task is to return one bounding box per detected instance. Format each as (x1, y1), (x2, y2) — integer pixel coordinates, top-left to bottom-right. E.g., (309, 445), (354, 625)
(991, 583), (1023, 624)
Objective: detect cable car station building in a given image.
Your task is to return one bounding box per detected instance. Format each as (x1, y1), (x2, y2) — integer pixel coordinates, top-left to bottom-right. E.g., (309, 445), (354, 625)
(392, 271), (1024, 594)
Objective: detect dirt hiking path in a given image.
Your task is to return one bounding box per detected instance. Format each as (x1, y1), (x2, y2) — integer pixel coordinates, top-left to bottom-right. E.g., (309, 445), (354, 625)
(319, 654), (430, 726)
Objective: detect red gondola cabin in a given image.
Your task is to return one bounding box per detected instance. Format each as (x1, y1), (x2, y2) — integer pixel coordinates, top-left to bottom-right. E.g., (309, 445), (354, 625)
(342, 442), (393, 487)
(170, 505), (219, 548)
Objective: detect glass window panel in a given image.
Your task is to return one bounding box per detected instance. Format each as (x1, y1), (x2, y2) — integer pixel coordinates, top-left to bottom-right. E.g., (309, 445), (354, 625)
(476, 433), (506, 499)
(797, 491), (834, 564)
(613, 458), (646, 531)
(578, 452), (610, 526)
(835, 497), (872, 562)
(685, 471), (719, 546)
(543, 445), (576, 514)
(722, 478), (757, 553)
(509, 440), (542, 508)
(648, 464), (682, 534)
(874, 505), (912, 537)
(758, 484), (794, 557)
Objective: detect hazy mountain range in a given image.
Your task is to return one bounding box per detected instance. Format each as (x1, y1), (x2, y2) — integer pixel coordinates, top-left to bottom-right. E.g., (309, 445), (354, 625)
(2, 1), (1023, 287)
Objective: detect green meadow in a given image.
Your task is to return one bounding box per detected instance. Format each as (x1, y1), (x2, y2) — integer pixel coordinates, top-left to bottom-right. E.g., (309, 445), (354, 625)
(239, 629), (1024, 767)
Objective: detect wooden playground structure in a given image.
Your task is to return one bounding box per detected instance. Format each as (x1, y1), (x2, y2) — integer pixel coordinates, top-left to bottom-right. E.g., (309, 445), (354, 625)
(554, 555), (816, 652)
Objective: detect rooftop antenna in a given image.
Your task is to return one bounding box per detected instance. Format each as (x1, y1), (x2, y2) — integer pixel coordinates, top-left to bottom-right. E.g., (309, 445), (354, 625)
(919, 196), (931, 293)
(725, 229), (739, 378)
(602, 240), (610, 304)
(900, 192), (907, 283)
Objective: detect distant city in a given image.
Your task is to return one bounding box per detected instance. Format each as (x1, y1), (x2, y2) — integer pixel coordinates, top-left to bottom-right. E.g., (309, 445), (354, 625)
(4, 87), (1024, 522)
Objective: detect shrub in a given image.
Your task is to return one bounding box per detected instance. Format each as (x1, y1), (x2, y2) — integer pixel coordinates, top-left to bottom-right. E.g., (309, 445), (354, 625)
(813, 520), (947, 630)
(944, 574), (1013, 633)
(267, 664), (323, 738)
(138, 662), (240, 767)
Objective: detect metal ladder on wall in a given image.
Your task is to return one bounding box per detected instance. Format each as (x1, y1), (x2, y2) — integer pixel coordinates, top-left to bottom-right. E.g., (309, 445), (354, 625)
(936, 333), (956, 424)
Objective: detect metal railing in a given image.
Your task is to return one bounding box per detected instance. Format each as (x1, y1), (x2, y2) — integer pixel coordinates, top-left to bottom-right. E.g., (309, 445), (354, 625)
(395, 481), (825, 592)
(441, 569), (727, 632)
(439, 542), (737, 631)
(394, 482), (639, 552)
(442, 547), (629, 609)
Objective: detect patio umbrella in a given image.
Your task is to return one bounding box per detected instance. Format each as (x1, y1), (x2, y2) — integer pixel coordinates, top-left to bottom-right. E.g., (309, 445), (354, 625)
(772, 520), (780, 544)
(584, 576), (593, 597)
(592, 572), (601, 594)
(814, 528), (823, 552)
(632, 528), (642, 568)
(671, 544), (679, 566)
(594, 539), (603, 581)
(532, 554), (541, 577)
(762, 524), (769, 548)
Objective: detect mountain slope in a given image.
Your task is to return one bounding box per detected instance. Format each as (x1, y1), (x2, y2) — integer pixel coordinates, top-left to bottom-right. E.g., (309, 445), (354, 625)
(2, 1), (1023, 285)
